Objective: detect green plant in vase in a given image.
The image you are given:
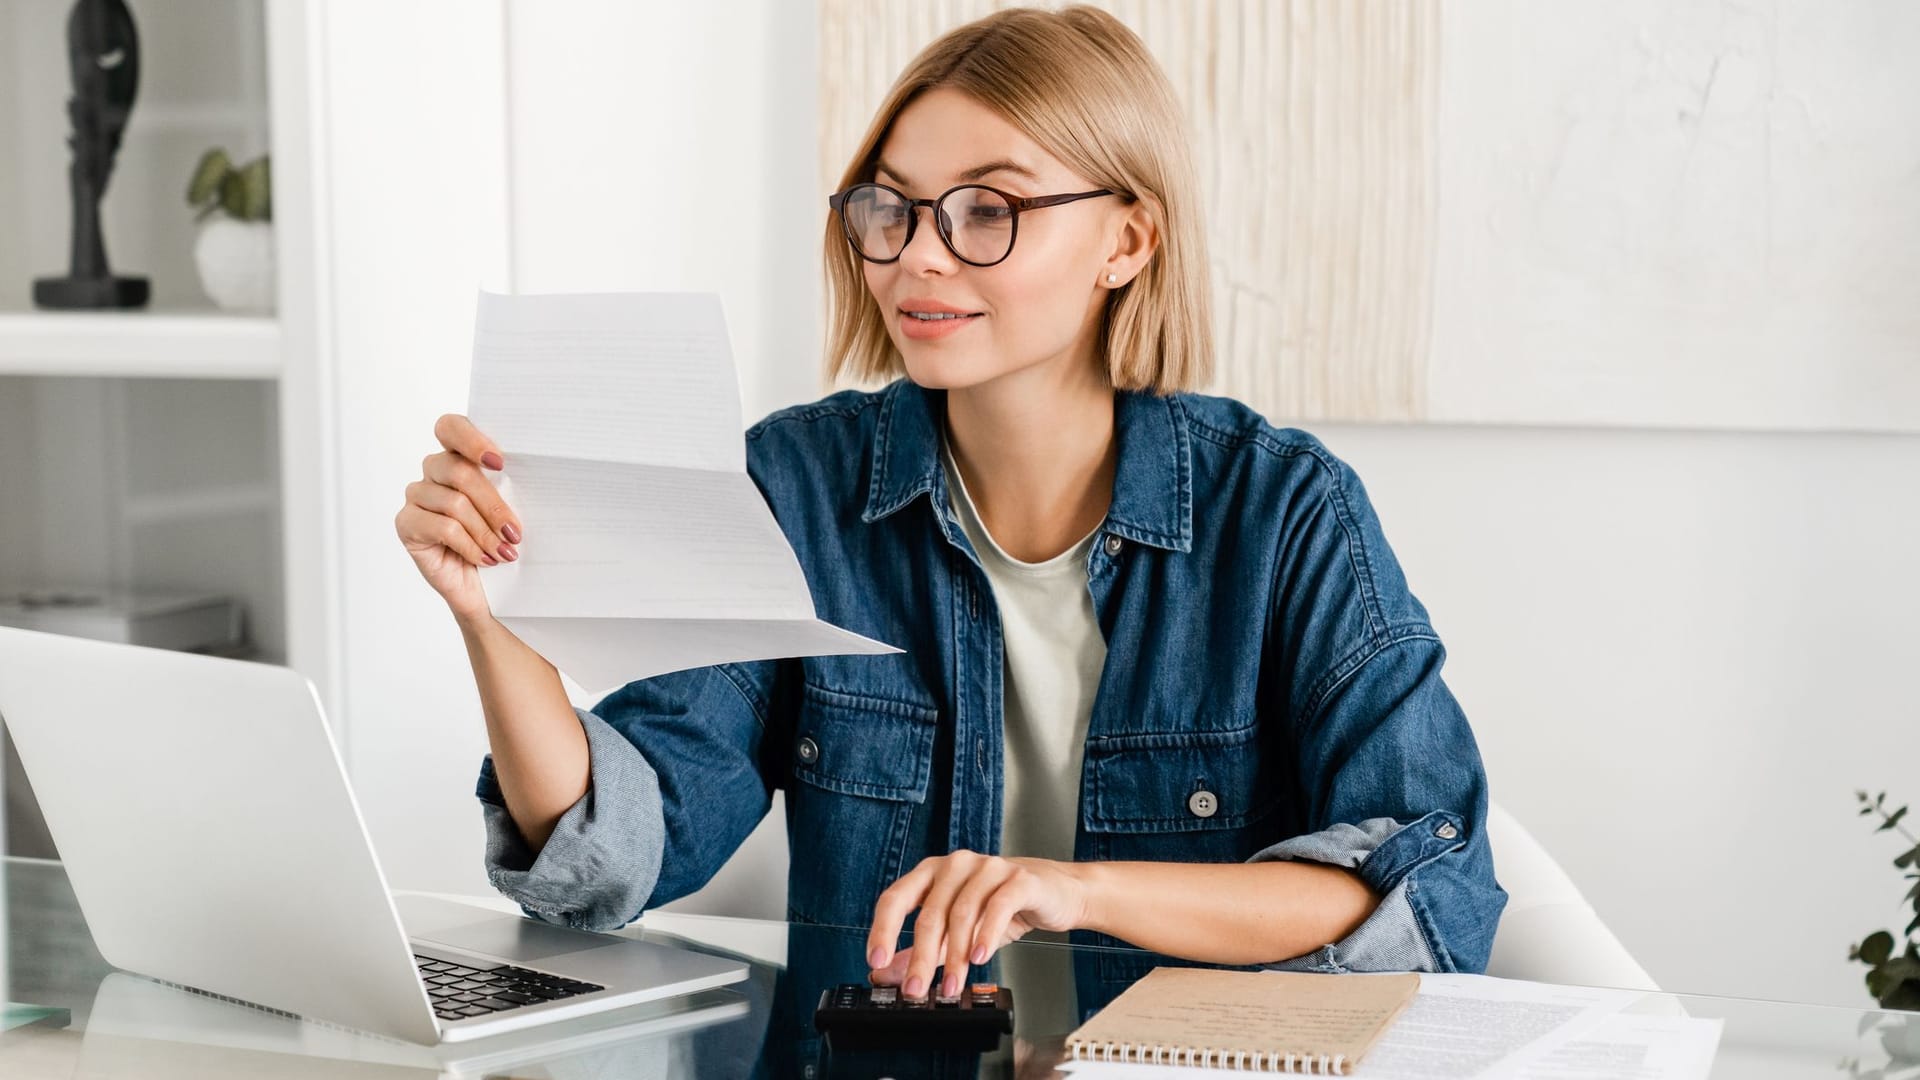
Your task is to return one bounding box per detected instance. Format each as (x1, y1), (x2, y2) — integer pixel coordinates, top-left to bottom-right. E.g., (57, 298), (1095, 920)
(185, 148), (275, 312)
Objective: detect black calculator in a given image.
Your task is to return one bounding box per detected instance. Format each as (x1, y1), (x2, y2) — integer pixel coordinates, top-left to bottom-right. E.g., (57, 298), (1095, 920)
(814, 981), (1014, 1051)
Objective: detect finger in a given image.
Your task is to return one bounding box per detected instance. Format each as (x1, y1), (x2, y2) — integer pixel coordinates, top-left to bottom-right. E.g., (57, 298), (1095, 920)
(423, 451), (524, 548)
(868, 944), (915, 986)
(407, 480), (506, 564)
(396, 504), (494, 568)
(434, 413), (506, 471)
(905, 856), (977, 998)
(942, 860), (1014, 996)
(971, 871), (1035, 967)
(867, 858), (938, 970)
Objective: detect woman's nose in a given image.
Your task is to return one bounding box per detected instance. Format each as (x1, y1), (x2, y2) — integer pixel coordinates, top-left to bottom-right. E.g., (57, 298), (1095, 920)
(897, 204), (958, 274)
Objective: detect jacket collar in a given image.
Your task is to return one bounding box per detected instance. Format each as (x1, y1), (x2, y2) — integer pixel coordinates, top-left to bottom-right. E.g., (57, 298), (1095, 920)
(860, 378), (1193, 553)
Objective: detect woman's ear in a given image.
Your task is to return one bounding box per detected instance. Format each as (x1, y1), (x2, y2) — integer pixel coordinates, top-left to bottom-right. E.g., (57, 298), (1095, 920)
(1101, 198), (1160, 289)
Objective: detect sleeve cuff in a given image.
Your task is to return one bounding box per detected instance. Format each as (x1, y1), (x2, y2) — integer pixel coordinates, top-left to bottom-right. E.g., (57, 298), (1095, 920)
(473, 707), (667, 932)
(1247, 811), (1466, 973)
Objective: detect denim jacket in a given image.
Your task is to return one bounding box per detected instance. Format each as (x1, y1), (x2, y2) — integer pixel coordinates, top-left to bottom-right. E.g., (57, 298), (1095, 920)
(475, 378), (1507, 986)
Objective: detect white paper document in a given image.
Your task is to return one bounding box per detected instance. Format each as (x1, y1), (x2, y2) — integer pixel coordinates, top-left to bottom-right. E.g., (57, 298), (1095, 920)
(1057, 973), (1663, 1080)
(1516, 1013), (1723, 1080)
(467, 290), (899, 694)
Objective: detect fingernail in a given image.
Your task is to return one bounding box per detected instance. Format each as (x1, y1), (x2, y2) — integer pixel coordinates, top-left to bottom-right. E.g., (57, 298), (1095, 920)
(498, 543), (516, 562)
(905, 976), (925, 998)
(868, 947), (886, 969)
(481, 553), (497, 566)
(501, 522), (521, 544)
(481, 451), (504, 470)
(972, 944), (987, 964)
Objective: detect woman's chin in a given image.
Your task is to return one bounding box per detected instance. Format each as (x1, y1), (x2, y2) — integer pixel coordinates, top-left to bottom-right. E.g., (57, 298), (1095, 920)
(899, 349), (1006, 392)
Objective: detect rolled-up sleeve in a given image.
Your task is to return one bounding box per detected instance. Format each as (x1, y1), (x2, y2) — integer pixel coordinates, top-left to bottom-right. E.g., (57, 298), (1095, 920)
(474, 659), (786, 932)
(1252, 634), (1507, 974)
(476, 707), (666, 931)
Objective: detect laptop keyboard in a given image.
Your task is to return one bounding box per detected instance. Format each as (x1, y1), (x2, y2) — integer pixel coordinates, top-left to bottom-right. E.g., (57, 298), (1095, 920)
(413, 953), (605, 1021)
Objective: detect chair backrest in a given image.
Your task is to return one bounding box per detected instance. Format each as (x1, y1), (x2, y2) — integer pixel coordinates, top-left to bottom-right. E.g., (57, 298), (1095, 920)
(1484, 800), (1659, 990)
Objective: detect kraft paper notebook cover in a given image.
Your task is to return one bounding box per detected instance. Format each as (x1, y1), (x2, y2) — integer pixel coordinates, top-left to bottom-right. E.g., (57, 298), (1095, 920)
(1063, 967), (1420, 1074)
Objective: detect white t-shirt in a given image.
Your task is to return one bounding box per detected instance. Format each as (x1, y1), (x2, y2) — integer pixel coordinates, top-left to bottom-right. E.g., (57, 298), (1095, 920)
(940, 434), (1105, 1034)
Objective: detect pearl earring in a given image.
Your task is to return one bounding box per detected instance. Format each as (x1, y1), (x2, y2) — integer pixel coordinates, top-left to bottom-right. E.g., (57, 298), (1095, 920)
(1106, 273), (1117, 284)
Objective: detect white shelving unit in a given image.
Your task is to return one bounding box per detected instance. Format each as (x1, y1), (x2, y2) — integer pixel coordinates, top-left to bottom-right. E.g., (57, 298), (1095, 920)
(0, 312), (282, 379)
(1, 0), (338, 859)
(4, 0), (517, 894)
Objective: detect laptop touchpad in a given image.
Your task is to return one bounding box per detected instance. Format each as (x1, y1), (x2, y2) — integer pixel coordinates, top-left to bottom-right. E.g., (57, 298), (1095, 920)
(420, 915), (617, 962)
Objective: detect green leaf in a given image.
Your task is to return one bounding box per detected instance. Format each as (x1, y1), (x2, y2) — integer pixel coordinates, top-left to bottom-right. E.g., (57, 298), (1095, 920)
(1908, 911), (1920, 938)
(1871, 968), (1893, 998)
(186, 148), (230, 207)
(1885, 957), (1920, 983)
(219, 172), (245, 218)
(1897, 845), (1920, 870)
(1883, 979), (1920, 1012)
(234, 156), (272, 222)
(1864, 932), (1898, 967)
(1883, 807), (1912, 833)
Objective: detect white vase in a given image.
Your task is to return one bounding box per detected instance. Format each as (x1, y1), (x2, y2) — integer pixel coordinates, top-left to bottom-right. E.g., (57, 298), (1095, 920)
(193, 218), (277, 313)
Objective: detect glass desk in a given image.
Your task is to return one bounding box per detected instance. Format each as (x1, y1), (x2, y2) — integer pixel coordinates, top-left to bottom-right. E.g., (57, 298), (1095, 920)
(2, 856), (1913, 1078)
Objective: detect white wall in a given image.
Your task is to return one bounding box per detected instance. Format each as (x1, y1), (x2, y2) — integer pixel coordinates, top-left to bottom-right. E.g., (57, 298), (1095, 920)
(325, 0), (1919, 1014)
(311, 1), (513, 900)
(503, 0), (821, 425)
(1309, 420), (1920, 1008)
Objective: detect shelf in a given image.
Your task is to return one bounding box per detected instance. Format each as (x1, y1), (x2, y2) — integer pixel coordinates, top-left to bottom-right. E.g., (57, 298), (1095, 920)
(0, 310), (281, 380)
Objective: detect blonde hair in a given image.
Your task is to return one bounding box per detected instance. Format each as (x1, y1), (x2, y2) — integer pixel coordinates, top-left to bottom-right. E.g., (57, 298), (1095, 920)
(822, 5), (1213, 395)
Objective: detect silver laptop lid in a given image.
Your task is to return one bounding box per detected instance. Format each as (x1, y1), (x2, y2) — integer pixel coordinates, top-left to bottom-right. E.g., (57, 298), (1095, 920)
(0, 626), (440, 1044)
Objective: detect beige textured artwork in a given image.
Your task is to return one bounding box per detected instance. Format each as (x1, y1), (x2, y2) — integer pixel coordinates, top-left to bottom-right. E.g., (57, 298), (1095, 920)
(821, 0), (1440, 424)
(822, 1), (1920, 434)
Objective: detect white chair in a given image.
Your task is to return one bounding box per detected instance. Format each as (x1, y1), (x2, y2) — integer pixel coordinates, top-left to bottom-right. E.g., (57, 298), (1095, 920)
(1483, 800), (1659, 990)
(669, 796), (1659, 991)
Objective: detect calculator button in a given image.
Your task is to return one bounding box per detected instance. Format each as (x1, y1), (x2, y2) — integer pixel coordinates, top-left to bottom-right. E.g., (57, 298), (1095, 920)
(870, 986), (898, 1005)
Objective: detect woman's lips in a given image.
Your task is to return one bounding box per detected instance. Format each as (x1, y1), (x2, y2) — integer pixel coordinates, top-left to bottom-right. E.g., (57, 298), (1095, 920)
(899, 311), (984, 341)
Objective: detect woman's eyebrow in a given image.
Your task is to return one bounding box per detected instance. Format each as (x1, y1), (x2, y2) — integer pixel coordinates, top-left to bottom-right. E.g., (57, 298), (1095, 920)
(874, 158), (1043, 188)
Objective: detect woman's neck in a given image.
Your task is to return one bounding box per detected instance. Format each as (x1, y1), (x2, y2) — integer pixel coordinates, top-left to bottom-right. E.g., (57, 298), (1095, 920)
(944, 359), (1117, 564)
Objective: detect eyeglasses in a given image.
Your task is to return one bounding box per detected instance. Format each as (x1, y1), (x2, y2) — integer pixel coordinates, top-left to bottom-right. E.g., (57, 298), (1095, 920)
(828, 182), (1117, 268)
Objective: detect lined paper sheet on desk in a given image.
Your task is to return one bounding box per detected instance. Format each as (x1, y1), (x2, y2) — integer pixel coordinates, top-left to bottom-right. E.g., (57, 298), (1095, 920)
(1057, 973), (1718, 1079)
(467, 290), (899, 696)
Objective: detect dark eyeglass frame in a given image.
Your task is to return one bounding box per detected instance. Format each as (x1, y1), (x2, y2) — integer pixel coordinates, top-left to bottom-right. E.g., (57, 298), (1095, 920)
(828, 181), (1118, 268)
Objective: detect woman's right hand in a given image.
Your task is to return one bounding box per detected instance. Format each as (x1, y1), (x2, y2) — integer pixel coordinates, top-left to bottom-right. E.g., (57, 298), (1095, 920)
(394, 413), (525, 624)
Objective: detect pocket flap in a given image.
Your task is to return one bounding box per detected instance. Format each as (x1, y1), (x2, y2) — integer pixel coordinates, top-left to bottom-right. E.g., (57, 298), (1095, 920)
(793, 684), (938, 803)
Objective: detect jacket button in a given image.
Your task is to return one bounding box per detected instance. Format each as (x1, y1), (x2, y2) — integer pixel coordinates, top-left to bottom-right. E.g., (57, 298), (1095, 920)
(796, 736), (820, 765)
(1187, 790), (1218, 818)
(1434, 821), (1458, 840)
(1103, 534), (1124, 557)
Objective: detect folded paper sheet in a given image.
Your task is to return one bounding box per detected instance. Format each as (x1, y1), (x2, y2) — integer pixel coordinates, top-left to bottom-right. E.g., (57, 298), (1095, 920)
(467, 290), (899, 695)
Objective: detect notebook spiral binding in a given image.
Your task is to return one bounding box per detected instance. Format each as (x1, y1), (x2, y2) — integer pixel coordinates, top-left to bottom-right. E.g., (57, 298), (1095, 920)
(1066, 1040), (1349, 1074)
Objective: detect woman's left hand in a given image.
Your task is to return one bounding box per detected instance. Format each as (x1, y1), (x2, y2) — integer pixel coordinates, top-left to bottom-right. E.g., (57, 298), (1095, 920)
(866, 850), (1090, 999)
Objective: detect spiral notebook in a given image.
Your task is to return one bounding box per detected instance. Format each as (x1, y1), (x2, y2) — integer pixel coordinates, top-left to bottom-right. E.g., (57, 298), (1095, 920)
(1063, 967), (1420, 1074)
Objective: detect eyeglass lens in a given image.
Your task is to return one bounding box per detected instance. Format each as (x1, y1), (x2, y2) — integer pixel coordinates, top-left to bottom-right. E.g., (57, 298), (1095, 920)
(841, 185), (1016, 265)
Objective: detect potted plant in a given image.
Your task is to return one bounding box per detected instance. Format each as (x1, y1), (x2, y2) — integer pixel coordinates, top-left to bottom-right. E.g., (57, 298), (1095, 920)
(185, 148), (274, 312)
(1844, 791), (1920, 1070)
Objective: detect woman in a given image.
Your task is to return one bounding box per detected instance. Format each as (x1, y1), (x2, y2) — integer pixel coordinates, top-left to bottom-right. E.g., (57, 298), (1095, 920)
(394, 4), (1504, 1018)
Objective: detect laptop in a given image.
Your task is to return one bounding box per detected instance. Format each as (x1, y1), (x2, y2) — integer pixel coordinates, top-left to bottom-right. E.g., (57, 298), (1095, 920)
(0, 625), (749, 1044)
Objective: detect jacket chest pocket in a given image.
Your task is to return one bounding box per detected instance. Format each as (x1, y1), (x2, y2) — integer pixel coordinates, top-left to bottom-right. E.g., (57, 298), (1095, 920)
(1082, 724), (1285, 857)
(785, 684), (939, 926)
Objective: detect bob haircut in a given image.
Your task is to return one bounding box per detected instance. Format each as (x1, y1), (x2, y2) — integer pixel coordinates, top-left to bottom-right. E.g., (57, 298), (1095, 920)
(822, 5), (1213, 395)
